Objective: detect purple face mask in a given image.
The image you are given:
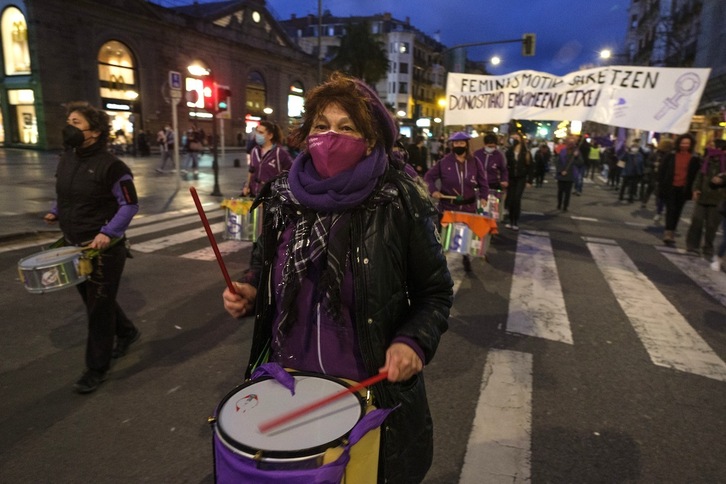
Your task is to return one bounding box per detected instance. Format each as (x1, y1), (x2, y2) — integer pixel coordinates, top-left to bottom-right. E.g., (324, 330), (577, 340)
(307, 131), (368, 178)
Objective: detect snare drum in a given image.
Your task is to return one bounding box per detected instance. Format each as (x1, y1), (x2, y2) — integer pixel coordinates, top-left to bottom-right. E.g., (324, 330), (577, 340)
(442, 222), (489, 257)
(18, 247), (87, 294)
(221, 198), (262, 242)
(211, 372), (365, 482)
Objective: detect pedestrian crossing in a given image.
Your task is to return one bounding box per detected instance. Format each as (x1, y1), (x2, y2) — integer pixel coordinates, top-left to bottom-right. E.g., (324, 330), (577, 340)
(453, 229), (726, 484)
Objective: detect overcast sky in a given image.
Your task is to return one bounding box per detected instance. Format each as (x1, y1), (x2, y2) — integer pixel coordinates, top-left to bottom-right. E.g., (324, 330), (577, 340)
(266, 0), (632, 75)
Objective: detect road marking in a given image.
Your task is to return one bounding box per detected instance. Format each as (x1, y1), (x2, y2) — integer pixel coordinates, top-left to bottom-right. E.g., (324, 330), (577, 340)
(130, 204), (218, 227)
(582, 236), (617, 245)
(126, 211), (222, 238)
(657, 247), (726, 309)
(131, 221), (226, 253)
(507, 232), (573, 344)
(588, 242), (726, 382)
(459, 349), (532, 484)
(181, 240), (251, 261)
(571, 215), (598, 222)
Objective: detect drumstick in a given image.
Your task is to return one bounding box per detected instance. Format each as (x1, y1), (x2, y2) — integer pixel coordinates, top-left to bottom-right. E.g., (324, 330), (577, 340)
(258, 371), (389, 434)
(438, 194), (458, 200)
(189, 186), (236, 294)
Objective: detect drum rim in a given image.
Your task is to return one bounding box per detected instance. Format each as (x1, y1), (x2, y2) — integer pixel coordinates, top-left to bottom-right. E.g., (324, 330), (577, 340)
(214, 371), (365, 460)
(18, 247), (83, 269)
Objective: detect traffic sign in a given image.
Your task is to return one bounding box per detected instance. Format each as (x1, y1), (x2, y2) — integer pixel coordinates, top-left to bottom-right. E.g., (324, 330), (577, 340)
(169, 70), (182, 90)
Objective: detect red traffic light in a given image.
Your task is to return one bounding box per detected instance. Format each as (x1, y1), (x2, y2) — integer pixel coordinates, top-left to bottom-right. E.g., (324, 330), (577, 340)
(202, 78), (216, 112)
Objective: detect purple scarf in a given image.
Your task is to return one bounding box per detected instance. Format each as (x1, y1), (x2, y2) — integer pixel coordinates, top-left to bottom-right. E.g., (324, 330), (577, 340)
(288, 145), (388, 212)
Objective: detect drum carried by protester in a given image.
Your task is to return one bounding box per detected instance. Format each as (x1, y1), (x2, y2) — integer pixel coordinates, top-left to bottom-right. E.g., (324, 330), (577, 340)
(440, 211), (498, 258)
(220, 198), (262, 242)
(209, 368), (393, 484)
(18, 246), (92, 294)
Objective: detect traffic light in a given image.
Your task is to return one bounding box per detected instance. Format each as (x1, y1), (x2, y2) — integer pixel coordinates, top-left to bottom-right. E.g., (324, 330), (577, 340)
(216, 85), (231, 114)
(522, 33), (536, 57)
(202, 77), (216, 112)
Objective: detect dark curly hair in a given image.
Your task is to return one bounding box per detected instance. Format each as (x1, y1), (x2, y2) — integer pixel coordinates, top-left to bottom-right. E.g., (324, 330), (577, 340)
(289, 72), (384, 150)
(674, 133), (695, 153)
(65, 101), (111, 144)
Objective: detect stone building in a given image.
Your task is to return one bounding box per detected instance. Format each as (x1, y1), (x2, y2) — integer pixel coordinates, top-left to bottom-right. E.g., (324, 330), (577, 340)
(0, 0), (317, 150)
(280, 11), (447, 139)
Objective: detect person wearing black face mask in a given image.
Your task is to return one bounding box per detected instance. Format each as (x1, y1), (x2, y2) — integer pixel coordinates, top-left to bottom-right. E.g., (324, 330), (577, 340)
(43, 101), (140, 394)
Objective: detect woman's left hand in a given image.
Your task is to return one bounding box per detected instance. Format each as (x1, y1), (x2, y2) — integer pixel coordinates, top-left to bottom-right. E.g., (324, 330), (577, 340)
(380, 342), (423, 382)
(89, 233), (111, 250)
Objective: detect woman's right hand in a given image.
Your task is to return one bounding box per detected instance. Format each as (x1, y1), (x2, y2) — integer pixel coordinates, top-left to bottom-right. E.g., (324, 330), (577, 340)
(223, 282), (257, 319)
(241, 186), (251, 197)
(43, 213), (57, 224)
(431, 191), (443, 199)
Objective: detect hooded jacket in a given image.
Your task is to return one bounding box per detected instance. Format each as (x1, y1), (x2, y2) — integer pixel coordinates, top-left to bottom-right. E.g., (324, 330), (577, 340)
(243, 166), (453, 483)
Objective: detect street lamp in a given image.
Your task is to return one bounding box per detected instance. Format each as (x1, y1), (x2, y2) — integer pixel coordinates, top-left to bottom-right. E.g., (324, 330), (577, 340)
(490, 55), (501, 66)
(599, 49), (613, 60)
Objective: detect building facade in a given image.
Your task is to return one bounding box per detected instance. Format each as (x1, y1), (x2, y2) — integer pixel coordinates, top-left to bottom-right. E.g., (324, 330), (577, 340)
(280, 11), (448, 139)
(624, 0), (724, 142)
(0, 0), (317, 150)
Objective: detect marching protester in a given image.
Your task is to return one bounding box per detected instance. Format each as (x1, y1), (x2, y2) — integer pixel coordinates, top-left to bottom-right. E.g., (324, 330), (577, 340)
(241, 120), (293, 197)
(618, 141), (645, 204)
(658, 133), (701, 247)
(555, 136), (583, 212)
(43, 102), (140, 394)
(222, 72), (453, 483)
(504, 132), (533, 230)
(709, 167), (726, 271)
(425, 131), (489, 272)
(533, 143), (551, 188)
(686, 139), (726, 257)
(473, 132), (509, 193)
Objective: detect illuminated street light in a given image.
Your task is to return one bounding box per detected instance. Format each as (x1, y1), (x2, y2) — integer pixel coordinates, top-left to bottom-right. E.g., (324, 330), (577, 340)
(263, 107), (273, 114)
(396, 110), (407, 117)
(599, 49), (612, 60)
(187, 64), (210, 76)
(490, 56), (501, 66)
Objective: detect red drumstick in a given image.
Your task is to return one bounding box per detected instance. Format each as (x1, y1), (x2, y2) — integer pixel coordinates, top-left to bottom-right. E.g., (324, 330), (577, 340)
(189, 186), (236, 294)
(258, 371), (389, 434)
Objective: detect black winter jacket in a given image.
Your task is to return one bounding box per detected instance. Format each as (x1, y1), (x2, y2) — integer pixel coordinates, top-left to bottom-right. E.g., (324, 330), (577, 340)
(242, 167), (453, 483)
(657, 152), (700, 199)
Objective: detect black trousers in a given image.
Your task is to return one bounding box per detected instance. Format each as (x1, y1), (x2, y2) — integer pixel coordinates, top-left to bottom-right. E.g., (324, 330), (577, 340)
(75, 242), (135, 372)
(664, 187), (689, 232)
(557, 181), (573, 210)
(505, 177), (528, 225)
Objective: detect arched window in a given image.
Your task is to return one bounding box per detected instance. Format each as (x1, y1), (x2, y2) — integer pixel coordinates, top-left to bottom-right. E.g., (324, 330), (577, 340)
(287, 81), (305, 118)
(98, 40), (138, 102)
(246, 71), (267, 114)
(1, 6), (31, 76)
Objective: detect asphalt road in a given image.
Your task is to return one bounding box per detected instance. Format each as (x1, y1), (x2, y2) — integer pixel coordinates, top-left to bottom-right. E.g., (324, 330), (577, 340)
(1, 172), (724, 483)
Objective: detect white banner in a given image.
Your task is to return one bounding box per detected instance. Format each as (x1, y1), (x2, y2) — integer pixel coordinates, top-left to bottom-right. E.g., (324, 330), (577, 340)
(445, 66), (711, 134)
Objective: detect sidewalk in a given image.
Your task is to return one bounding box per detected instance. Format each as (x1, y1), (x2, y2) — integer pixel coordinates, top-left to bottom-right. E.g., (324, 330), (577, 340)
(0, 147), (250, 242)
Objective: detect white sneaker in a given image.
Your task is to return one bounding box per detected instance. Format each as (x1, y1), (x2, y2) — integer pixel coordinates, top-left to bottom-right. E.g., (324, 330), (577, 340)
(711, 256), (722, 271)
(505, 223), (512, 229)
(512, 225), (520, 231)
(653, 214), (661, 223)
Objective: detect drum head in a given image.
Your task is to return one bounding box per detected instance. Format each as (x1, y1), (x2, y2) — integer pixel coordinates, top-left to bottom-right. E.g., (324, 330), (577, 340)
(18, 247), (81, 269)
(216, 372), (364, 460)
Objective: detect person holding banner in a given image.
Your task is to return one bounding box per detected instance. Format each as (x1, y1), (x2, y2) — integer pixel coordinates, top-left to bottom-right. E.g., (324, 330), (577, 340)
(222, 72), (453, 483)
(504, 133), (533, 230)
(658, 133), (701, 246)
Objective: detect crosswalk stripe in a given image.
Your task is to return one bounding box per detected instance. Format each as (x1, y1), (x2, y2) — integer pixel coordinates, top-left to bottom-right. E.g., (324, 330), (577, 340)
(130, 204), (219, 228)
(131, 221), (226, 253)
(507, 232), (573, 344)
(588, 242), (726, 382)
(180, 240), (252, 261)
(656, 248), (726, 309)
(126, 212), (222, 238)
(459, 349), (532, 484)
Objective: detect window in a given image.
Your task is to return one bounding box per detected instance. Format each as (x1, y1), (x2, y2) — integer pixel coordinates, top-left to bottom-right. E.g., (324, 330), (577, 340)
(287, 81), (304, 118)
(246, 71), (267, 114)
(8, 89), (36, 144)
(399, 63), (409, 74)
(399, 82), (408, 94)
(399, 42), (409, 54)
(98, 40), (137, 102)
(1, 6), (31, 76)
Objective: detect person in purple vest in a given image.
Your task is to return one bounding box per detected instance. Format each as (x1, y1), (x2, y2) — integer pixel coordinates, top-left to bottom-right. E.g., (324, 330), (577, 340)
(43, 102), (140, 394)
(222, 72), (453, 483)
(242, 120), (293, 197)
(473, 131), (509, 193)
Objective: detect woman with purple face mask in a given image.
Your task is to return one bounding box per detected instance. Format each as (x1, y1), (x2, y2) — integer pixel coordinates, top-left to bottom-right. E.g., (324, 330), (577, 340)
(221, 72), (452, 483)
